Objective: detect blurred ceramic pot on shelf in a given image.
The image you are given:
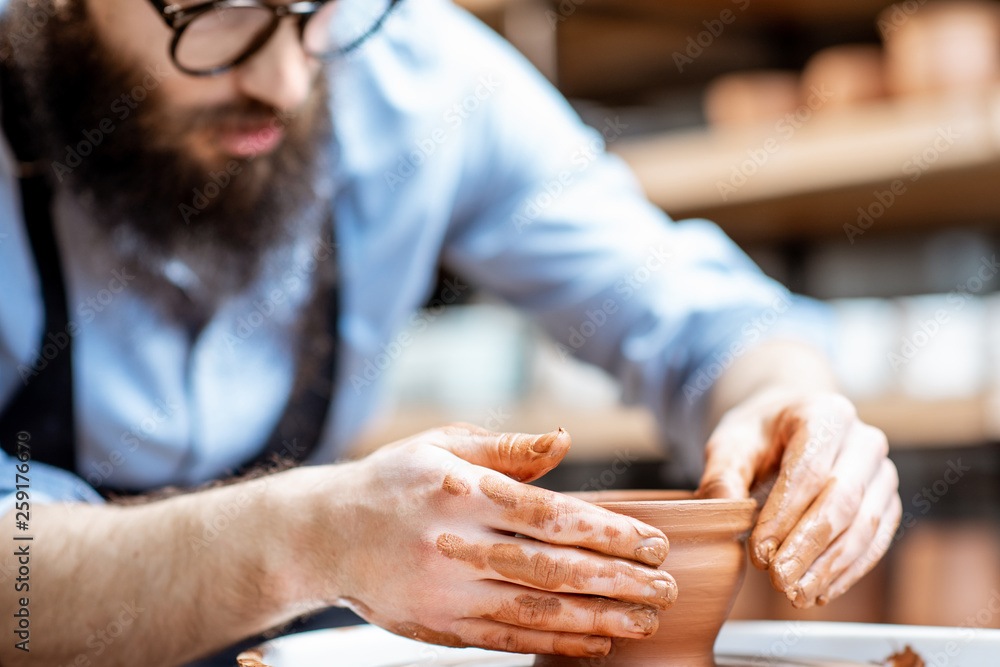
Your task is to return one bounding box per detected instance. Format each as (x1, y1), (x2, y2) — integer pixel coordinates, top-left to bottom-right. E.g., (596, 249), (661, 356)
(881, 1), (1000, 96)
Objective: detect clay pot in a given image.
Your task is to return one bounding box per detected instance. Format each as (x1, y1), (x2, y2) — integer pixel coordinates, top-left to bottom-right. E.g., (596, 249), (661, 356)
(536, 491), (758, 667)
(881, 1), (1000, 96)
(801, 45), (887, 110)
(703, 71), (801, 128)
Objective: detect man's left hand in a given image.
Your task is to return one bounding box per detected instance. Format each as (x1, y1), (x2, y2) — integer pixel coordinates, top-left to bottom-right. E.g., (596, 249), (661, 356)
(696, 389), (901, 609)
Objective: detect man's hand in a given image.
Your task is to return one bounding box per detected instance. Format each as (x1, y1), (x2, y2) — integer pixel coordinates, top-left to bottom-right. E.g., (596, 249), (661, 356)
(697, 388), (901, 609)
(326, 424), (678, 658)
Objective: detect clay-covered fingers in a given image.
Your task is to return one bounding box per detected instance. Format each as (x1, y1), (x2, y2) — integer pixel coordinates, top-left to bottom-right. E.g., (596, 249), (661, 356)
(451, 618), (612, 657)
(467, 581), (660, 638)
(431, 423), (572, 483)
(749, 399), (855, 570)
(768, 422), (888, 595)
(697, 419), (770, 501)
(791, 460), (901, 607)
(822, 490), (901, 604)
(434, 531), (677, 610)
(475, 471), (669, 568)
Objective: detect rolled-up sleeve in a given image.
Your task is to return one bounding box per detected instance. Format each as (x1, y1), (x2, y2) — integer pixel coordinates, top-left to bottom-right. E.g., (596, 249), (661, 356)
(0, 445), (104, 517)
(440, 25), (833, 477)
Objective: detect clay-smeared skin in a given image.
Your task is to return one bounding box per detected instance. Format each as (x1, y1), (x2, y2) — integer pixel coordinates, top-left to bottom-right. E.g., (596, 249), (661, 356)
(483, 594), (562, 626)
(885, 646), (924, 667)
(435, 533), (676, 607)
(471, 428), (569, 483)
(478, 476), (668, 566)
(394, 622), (468, 648)
(339, 424), (690, 658)
(441, 475), (471, 497)
(698, 390), (901, 611)
(751, 409), (826, 569)
(488, 544), (581, 590)
(436, 533), (487, 569)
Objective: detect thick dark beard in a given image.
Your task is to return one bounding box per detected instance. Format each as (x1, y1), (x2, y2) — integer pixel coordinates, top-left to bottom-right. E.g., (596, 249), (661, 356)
(2, 0), (332, 320)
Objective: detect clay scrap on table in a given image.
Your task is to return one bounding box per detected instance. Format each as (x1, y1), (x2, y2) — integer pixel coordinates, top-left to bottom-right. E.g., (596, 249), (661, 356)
(236, 649), (273, 667)
(882, 646), (924, 667)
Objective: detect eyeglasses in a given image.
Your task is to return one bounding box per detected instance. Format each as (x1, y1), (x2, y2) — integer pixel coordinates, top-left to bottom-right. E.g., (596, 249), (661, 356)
(146, 0), (402, 76)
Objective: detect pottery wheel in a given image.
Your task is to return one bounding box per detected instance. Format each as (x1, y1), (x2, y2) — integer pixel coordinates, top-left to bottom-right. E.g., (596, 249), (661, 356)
(369, 655), (870, 667)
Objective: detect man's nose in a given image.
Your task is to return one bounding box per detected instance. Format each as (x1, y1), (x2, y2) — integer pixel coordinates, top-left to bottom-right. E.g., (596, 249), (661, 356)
(235, 19), (316, 112)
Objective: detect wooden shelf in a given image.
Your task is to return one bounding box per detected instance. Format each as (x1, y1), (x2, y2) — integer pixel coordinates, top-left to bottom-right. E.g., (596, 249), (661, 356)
(455, 0), (897, 23)
(347, 392), (1000, 465)
(348, 402), (663, 463)
(858, 393), (1000, 449)
(613, 88), (1000, 242)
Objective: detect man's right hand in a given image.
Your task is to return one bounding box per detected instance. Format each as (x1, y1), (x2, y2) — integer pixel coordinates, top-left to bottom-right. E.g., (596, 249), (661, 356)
(321, 424), (677, 658)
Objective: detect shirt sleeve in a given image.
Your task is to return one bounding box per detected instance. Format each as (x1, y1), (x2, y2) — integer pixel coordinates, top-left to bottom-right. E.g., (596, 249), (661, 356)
(0, 445), (105, 517)
(439, 16), (834, 479)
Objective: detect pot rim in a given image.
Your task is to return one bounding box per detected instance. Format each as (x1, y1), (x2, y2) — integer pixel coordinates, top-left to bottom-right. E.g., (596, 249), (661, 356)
(571, 489), (758, 509)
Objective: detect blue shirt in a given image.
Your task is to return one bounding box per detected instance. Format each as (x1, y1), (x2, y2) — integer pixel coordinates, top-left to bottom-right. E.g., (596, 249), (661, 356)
(0, 0), (831, 510)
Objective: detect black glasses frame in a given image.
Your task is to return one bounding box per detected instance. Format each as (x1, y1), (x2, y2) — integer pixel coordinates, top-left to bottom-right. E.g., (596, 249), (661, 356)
(146, 0), (402, 76)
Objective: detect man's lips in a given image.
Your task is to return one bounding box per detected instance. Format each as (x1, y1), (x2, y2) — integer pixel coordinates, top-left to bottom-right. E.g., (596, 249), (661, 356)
(215, 122), (285, 158)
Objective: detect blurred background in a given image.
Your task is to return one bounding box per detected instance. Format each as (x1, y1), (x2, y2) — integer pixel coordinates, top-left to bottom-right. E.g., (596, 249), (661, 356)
(349, 0), (1000, 630)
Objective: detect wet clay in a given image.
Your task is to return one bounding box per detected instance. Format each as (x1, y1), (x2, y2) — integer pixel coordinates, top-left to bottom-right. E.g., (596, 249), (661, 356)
(751, 411), (836, 571)
(483, 428), (570, 482)
(394, 622), (468, 648)
(236, 650), (272, 667)
(483, 594), (563, 626)
(442, 475), (471, 497)
(479, 476), (564, 530)
(884, 646), (924, 667)
(478, 473), (667, 566)
(436, 533), (656, 593)
(535, 490), (757, 667)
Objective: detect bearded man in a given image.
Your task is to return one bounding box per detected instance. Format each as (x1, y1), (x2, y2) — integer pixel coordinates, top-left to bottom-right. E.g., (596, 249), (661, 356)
(0, 0), (900, 664)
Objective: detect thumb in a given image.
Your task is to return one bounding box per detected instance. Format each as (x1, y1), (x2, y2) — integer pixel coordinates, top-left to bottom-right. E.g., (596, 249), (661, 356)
(433, 423), (571, 482)
(695, 421), (764, 501)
